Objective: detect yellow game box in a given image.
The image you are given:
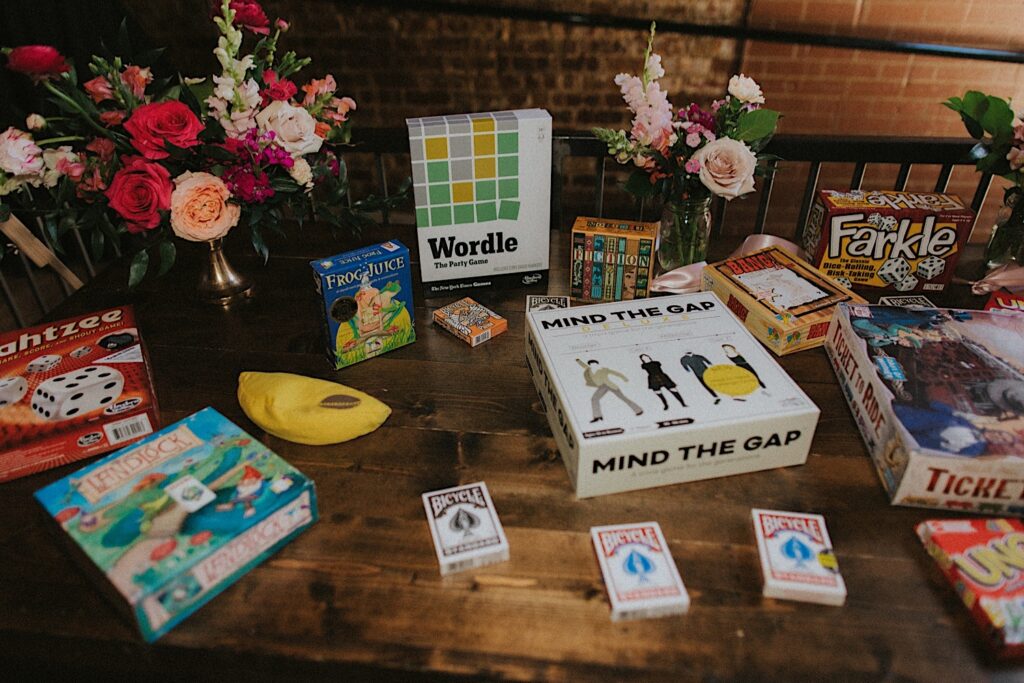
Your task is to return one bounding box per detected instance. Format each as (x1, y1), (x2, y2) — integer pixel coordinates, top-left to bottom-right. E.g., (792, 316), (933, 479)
(701, 247), (866, 355)
(432, 297), (508, 347)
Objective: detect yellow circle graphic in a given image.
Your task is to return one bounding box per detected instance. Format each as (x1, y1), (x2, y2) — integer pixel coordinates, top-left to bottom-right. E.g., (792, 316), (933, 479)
(703, 365), (758, 397)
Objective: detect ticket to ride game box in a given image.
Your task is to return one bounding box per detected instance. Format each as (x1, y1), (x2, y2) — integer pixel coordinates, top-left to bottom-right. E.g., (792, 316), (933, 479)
(35, 407), (318, 642)
(525, 292), (820, 497)
(569, 216), (658, 303)
(801, 189), (975, 292)
(825, 303), (1024, 514)
(917, 518), (1024, 658)
(407, 109), (551, 295)
(311, 240), (416, 370)
(0, 305), (159, 482)
(701, 246), (865, 355)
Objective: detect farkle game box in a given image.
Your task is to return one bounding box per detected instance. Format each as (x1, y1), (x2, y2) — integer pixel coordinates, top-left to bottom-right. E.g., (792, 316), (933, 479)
(525, 292), (820, 498)
(0, 306), (159, 482)
(801, 190), (975, 292)
(825, 304), (1024, 513)
(407, 109), (551, 295)
(35, 407), (318, 642)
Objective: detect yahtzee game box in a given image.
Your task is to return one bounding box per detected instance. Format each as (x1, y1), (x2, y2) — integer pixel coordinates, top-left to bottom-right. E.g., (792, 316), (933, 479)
(801, 190), (975, 292)
(825, 304), (1024, 513)
(569, 216), (658, 303)
(702, 246), (865, 355)
(311, 240), (416, 370)
(0, 305), (159, 482)
(35, 407), (318, 642)
(525, 292), (820, 497)
(407, 109), (551, 295)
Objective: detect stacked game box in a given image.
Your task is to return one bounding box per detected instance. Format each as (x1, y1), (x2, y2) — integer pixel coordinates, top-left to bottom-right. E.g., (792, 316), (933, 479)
(525, 292), (820, 498)
(825, 303), (1024, 513)
(701, 247), (865, 355)
(311, 240), (416, 370)
(917, 518), (1024, 658)
(801, 190), (975, 292)
(407, 109), (551, 295)
(35, 407), (318, 642)
(569, 216), (658, 303)
(0, 306), (159, 482)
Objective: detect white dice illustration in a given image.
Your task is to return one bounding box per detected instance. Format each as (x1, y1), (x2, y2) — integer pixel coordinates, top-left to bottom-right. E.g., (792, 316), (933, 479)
(834, 276), (853, 289)
(70, 345), (92, 359)
(916, 255), (945, 281)
(0, 376), (27, 407)
(877, 257), (911, 285)
(894, 274), (919, 292)
(27, 354), (61, 374)
(31, 365), (124, 421)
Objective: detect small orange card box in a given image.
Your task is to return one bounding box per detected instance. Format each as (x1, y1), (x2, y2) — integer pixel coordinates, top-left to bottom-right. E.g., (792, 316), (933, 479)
(432, 297), (508, 346)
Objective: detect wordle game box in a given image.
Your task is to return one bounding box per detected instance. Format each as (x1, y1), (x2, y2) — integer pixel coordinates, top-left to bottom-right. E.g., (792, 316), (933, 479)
(407, 109), (551, 296)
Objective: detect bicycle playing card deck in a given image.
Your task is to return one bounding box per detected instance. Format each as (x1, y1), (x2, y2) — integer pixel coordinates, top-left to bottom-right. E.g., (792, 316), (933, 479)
(422, 481), (509, 575)
(590, 521), (690, 621)
(751, 508), (846, 606)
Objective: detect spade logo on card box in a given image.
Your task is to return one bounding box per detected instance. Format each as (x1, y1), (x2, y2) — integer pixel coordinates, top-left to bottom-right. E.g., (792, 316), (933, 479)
(319, 395), (361, 410)
(104, 397), (141, 415)
(77, 432), (103, 447)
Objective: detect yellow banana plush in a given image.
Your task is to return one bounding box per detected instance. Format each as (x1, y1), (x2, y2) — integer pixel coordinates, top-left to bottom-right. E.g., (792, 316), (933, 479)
(237, 372), (391, 445)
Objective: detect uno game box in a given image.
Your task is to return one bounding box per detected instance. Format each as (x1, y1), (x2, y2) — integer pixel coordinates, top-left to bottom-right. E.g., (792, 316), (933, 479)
(825, 304), (1024, 513)
(407, 109), (551, 296)
(311, 240), (416, 370)
(917, 518), (1024, 658)
(569, 216), (658, 303)
(0, 305), (159, 482)
(35, 407), (318, 642)
(526, 292), (820, 498)
(801, 190), (975, 292)
(701, 246), (866, 355)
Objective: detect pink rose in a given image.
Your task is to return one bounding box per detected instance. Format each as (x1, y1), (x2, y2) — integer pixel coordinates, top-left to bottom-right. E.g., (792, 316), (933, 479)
(124, 101), (204, 160)
(84, 76), (115, 103)
(105, 157), (173, 232)
(255, 100), (322, 155)
(693, 138), (757, 200)
(170, 171), (241, 242)
(0, 127), (44, 176)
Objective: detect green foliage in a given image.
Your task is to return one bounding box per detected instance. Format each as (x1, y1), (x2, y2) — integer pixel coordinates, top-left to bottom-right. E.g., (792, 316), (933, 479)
(946, 90), (1022, 185)
(128, 249), (149, 288)
(734, 109), (779, 143)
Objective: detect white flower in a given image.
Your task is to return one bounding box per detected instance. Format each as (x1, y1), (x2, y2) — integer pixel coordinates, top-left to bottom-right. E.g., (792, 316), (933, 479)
(645, 53), (665, 80)
(25, 114), (46, 132)
(256, 101), (323, 156)
(727, 74), (765, 105)
(288, 157), (314, 191)
(0, 127), (44, 177)
(693, 138), (757, 200)
(41, 146), (81, 188)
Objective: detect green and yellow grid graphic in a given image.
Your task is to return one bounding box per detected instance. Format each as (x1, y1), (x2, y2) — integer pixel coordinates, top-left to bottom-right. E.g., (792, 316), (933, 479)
(409, 112), (520, 228)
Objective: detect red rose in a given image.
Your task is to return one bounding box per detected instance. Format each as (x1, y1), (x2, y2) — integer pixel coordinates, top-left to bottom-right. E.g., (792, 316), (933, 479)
(260, 69), (297, 106)
(5, 45), (70, 79)
(230, 0), (270, 35)
(123, 101), (204, 160)
(105, 157), (173, 232)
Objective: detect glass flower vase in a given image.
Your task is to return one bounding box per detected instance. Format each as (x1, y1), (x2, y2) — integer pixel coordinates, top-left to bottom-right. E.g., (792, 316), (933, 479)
(657, 196), (713, 272)
(985, 188), (1024, 270)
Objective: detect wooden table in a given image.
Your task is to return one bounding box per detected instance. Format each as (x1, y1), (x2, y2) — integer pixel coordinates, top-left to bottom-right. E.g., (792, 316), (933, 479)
(1, 226), (1020, 681)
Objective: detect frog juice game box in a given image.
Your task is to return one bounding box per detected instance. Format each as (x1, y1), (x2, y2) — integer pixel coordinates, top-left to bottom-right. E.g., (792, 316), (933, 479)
(311, 240), (416, 370)
(35, 407), (318, 642)
(0, 305), (159, 482)
(525, 292), (820, 497)
(801, 190), (975, 292)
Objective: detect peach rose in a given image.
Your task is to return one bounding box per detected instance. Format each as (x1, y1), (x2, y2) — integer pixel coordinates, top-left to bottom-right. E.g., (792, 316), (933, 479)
(169, 172), (240, 242)
(693, 138), (757, 200)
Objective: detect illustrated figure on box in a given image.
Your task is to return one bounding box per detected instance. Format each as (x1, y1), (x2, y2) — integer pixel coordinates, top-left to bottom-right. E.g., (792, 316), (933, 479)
(215, 464), (264, 518)
(722, 344), (766, 390)
(679, 352), (721, 404)
(337, 278), (409, 353)
(576, 358), (643, 423)
(638, 354), (686, 410)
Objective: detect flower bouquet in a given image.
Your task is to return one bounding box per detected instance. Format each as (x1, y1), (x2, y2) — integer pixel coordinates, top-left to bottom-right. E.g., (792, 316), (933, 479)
(945, 91), (1024, 267)
(0, 0), (403, 294)
(593, 24), (780, 270)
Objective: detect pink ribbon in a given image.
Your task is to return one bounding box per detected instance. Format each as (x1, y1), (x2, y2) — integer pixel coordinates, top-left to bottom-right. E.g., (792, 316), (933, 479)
(650, 234), (808, 294)
(969, 263), (1024, 295)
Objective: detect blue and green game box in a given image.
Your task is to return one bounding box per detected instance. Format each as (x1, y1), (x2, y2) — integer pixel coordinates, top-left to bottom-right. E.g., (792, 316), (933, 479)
(311, 239), (416, 370)
(35, 407), (318, 642)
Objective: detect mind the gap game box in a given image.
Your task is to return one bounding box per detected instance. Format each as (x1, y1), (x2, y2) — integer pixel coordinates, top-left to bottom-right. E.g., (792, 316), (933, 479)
(525, 292), (820, 498)
(35, 407), (318, 642)
(407, 109), (551, 296)
(0, 305), (159, 482)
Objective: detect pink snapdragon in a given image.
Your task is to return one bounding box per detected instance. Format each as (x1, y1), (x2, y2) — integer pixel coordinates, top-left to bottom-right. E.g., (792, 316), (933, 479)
(301, 74), (337, 106)
(120, 65), (153, 99)
(323, 96), (356, 124)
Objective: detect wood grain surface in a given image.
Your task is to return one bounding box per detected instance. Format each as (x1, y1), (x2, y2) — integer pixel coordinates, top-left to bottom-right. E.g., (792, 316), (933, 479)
(1, 225), (1021, 682)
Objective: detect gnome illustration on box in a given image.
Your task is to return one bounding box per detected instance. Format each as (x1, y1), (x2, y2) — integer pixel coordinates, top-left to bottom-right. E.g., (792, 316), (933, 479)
(215, 464), (264, 518)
